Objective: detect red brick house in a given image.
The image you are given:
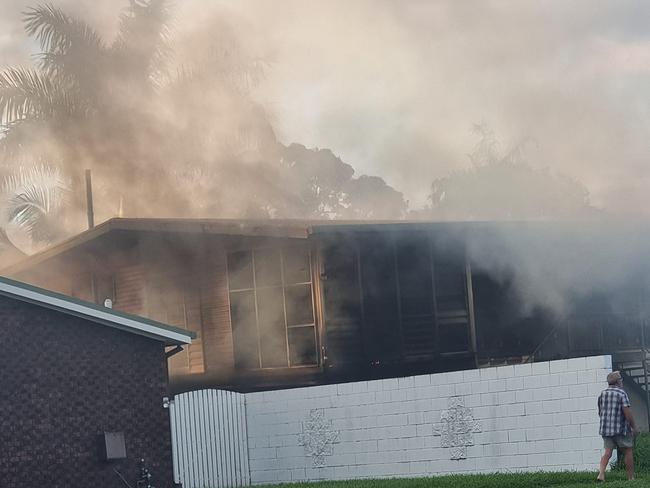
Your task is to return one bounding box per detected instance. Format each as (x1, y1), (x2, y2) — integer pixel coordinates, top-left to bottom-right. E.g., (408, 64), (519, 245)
(0, 276), (194, 488)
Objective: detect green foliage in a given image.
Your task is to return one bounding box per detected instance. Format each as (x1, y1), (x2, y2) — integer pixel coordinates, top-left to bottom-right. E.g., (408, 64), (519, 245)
(258, 471), (648, 488)
(634, 433), (650, 472)
(610, 433), (650, 473)
(422, 125), (597, 221)
(1, 164), (70, 245)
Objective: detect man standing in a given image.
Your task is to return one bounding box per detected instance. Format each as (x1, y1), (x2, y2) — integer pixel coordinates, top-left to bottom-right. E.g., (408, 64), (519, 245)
(597, 371), (639, 482)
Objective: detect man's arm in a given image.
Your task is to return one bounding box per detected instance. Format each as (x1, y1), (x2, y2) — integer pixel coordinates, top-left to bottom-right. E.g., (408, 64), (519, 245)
(598, 395), (602, 416)
(623, 406), (639, 435)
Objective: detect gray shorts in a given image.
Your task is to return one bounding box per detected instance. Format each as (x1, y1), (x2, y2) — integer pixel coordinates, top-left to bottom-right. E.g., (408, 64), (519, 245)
(603, 432), (635, 450)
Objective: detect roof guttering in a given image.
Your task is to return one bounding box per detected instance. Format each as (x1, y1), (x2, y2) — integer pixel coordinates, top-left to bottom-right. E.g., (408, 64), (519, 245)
(0, 277), (193, 345)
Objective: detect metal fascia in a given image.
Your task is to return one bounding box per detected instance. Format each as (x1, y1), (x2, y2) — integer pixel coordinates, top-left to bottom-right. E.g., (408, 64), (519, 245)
(0, 280), (192, 345)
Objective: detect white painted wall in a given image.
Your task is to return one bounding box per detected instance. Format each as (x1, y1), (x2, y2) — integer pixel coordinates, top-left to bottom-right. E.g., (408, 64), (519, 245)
(245, 356), (612, 485)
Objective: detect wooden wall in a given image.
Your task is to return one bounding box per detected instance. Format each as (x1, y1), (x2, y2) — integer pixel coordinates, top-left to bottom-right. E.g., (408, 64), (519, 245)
(198, 243), (234, 379)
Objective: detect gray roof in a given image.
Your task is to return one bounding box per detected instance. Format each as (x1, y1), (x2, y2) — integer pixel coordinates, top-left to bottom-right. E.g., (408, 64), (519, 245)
(3, 216), (631, 276)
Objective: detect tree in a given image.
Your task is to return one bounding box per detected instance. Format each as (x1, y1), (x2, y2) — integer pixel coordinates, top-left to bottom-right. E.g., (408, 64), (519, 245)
(0, 0), (408, 258)
(273, 143), (407, 219)
(420, 126), (597, 221)
(1, 164), (70, 247)
(0, 2), (272, 208)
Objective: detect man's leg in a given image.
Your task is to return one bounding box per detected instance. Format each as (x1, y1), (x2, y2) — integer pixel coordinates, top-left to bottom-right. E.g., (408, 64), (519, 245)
(623, 448), (634, 480)
(598, 448), (614, 481)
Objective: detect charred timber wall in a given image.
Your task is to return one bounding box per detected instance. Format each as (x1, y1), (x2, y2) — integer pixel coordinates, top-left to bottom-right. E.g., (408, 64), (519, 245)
(244, 356), (610, 484)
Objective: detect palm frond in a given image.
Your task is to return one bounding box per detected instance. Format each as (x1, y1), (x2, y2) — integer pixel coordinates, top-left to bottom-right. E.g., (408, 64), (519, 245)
(113, 0), (171, 81)
(1, 164), (70, 244)
(23, 3), (106, 93)
(23, 4), (104, 60)
(0, 225), (26, 257)
(0, 119), (50, 163)
(0, 67), (76, 125)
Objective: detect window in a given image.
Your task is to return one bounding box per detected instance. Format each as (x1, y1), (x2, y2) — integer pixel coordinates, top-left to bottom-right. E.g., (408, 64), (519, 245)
(433, 244), (470, 352)
(323, 233), (465, 365)
(360, 234), (400, 361)
(227, 246), (317, 369)
(395, 234), (436, 358)
(321, 238), (364, 366)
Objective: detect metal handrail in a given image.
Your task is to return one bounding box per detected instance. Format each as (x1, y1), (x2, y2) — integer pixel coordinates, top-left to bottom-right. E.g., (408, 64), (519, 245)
(641, 317), (650, 430)
(524, 325), (559, 364)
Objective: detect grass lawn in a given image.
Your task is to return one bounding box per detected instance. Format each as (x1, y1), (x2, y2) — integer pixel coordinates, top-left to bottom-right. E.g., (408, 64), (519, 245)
(258, 471), (650, 487)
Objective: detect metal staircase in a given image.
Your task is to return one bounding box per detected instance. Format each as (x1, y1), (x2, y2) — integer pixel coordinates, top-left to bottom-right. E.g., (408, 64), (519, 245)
(613, 348), (650, 428)
(614, 349), (650, 390)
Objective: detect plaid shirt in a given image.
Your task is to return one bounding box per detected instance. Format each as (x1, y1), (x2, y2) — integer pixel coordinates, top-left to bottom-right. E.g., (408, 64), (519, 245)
(598, 385), (631, 437)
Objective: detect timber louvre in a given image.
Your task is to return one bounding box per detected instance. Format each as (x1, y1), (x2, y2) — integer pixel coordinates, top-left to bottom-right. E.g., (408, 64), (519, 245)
(170, 390), (249, 488)
(320, 230), (476, 370)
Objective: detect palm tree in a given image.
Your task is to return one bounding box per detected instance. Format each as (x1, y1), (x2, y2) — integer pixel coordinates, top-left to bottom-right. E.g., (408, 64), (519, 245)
(0, 1), (173, 255)
(1, 164), (70, 252)
(0, 0), (406, 246)
(1, 1), (172, 161)
(0, 1), (274, 220)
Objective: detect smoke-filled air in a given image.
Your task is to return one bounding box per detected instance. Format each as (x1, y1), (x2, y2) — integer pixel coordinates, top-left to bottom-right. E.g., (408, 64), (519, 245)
(1, 0), (650, 302)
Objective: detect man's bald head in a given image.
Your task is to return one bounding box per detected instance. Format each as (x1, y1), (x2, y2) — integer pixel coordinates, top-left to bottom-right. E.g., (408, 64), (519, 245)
(607, 371), (623, 386)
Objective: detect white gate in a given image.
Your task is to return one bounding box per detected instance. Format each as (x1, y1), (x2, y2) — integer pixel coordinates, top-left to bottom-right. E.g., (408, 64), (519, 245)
(169, 390), (250, 488)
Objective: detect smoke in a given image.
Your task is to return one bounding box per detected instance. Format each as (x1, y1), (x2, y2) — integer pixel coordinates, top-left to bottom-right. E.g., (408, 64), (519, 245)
(3, 0), (650, 214)
(458, 221), (650, 319)
(0, 0), (414, 241)
(2, 0), (650, 321)
(214, 0), (650, 212)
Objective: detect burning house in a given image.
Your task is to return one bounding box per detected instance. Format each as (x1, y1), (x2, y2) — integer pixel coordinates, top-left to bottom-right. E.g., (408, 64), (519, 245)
(3, 218), (650, 408)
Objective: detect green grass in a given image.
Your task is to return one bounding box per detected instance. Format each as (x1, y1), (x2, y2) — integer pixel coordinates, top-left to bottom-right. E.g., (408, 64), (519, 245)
(634, 433), (650, 472)
(258, 434), (650, 487)
(258, 471), (649, 488)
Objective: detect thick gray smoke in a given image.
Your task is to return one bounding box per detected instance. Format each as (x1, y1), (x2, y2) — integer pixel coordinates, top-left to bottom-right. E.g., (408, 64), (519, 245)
(3, 0), (650, 213)
(459, 222), (650, 318)
(0, 0), (407, 252)
(182, 0), (650, 213)
(2, 0), (649, 320)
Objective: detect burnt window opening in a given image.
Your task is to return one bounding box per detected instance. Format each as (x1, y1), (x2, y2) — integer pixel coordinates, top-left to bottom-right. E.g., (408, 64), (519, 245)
(323, 231), (473, 370)
(432, 243), (471, 353)
(360, 236), (400, 362)
(322, 239), (363, 366)
(227, 245), (317, 370)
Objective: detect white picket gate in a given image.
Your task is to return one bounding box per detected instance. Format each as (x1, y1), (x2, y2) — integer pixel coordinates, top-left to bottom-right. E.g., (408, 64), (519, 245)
(169, 390), (250, 488)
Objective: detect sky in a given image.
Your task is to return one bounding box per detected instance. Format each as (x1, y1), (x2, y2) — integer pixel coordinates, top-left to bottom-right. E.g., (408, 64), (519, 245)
(1, 0), (650, 210)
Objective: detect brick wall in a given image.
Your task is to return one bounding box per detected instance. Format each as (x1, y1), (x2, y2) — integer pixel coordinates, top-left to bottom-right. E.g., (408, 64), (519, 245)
(0, 296), (174, 488)
(245, 356), (611, 484)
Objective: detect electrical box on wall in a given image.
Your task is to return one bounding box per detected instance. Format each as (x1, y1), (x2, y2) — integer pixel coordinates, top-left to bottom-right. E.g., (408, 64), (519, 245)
(99, 431), (127, 461)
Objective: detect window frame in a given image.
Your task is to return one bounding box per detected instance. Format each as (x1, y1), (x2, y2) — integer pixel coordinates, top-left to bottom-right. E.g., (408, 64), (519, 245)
(227, 244), (319, 370)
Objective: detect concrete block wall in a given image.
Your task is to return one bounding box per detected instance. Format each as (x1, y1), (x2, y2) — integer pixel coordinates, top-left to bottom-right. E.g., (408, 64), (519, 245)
(245, 356), (612, 484)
